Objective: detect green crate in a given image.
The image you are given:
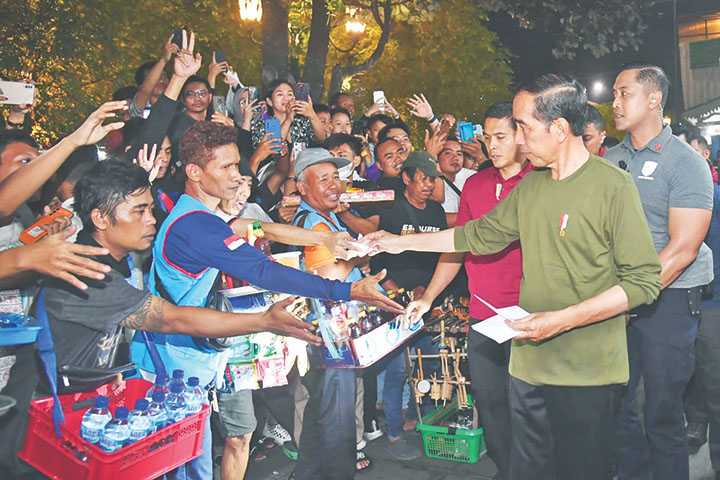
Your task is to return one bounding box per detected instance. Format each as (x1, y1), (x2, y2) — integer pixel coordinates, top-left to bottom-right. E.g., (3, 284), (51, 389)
(416, 395), (486, 464)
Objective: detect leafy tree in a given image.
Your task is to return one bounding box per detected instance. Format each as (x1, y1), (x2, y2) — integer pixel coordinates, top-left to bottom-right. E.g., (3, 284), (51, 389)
(476, 0), (653, 60)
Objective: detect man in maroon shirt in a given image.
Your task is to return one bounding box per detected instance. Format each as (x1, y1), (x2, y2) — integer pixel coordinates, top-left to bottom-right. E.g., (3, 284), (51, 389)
(406, 101), (531, 480)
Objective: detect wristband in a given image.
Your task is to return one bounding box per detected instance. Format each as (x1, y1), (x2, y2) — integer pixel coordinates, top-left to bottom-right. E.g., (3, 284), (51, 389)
(428, 115), (438, 124)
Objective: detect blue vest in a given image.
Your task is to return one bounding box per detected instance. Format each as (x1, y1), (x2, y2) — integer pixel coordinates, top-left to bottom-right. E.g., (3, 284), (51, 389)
(130, 194), (224, 388)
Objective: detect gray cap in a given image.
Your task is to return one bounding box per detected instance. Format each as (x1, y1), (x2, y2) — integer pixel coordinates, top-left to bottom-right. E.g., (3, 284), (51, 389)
(295, 148), (350, 178)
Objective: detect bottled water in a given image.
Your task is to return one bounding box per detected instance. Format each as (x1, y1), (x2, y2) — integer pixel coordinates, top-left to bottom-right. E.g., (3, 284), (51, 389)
(183, 376), (204, 416)
(145, 374), (169, 401)
(147, 391), (168, 432)
(80, 396), (112, 445)
(100, 407), (130, 453)
(128, 399), (152, 442)
(169, 369), (186, 395)
(165, 383), (187, 424)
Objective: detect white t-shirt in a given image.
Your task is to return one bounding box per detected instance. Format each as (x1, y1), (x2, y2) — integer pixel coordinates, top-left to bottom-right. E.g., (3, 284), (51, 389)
(441, 168), (476, 213)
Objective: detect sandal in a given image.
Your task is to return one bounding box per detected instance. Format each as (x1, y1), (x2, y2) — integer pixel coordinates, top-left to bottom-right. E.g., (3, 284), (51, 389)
(356, 450), (372, 473)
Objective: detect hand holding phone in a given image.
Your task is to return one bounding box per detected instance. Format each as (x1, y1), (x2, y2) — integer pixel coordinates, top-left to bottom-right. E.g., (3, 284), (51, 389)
(457, 121), (474, 143)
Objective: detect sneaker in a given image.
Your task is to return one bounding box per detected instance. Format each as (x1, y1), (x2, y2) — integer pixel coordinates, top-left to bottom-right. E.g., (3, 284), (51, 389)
(263, 423), (292, 446)
(686, 422), (707, 454)
(364, 420), (383, 442)
(386, 435), (421, 461)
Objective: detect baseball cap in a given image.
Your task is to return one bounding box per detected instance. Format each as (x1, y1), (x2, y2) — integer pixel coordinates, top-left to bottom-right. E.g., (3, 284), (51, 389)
(295, 148), (350, 177)
(402, 151), (440, 178)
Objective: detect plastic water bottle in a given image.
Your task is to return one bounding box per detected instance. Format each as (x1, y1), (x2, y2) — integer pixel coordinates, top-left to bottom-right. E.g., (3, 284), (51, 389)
(165, 383), (187, 424)
(169, 369), (186, 394)
(128, 399), (152, 442)
(145, 374), (169, 401)
(147, 391), (168, 432)
(100, 407), (130, 453)
(80, 396), (112, 444)
(183, 376), (204, 416)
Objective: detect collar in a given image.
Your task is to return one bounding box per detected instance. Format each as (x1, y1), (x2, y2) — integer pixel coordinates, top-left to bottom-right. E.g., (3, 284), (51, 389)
(298, 200), (342, 230)
(492, 160), (534, 183)
(76, 229), (130, 277)
(621, 125), (672, 155)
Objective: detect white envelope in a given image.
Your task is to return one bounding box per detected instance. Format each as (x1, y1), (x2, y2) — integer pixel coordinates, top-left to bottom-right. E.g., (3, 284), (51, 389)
(471, 294), (530, 343)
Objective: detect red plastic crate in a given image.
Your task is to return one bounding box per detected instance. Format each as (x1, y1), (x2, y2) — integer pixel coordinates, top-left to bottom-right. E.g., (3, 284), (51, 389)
(18, 378), (209, 480)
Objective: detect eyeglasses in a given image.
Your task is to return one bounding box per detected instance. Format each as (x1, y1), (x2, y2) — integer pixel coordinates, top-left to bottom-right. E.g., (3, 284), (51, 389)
(619, 160), (628, 171)
(184, 89), (209, 98)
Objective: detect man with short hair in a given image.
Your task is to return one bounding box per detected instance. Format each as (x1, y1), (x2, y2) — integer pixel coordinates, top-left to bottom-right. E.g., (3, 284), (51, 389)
(437, 136), (477, 226)
(368, 74), (662, 480)
(583, 104), (607, 156)
(607, 64), (714, 480)
(406, 101), (531, 480)
(291, 148), (377, 479)
(330, 92), (356, 118)
(129, 34), (178, 119)
(130, 121), (401, 479)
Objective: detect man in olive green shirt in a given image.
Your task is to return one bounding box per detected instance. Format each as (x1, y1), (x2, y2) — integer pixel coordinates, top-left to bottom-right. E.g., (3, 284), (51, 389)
(367, 74), (661, 480)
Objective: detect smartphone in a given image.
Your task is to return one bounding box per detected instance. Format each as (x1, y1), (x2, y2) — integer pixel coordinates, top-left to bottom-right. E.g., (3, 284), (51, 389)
(215, 50), (227, 63)
(373, 90), (386, 106)
(19, 208), (74, 245)
(264, 118), (282, 153)
(171, 29), (184, 49)
(473, 123), (484, 139)
(295, 82), (310, 102)
(457, 121), (474, 142)
(0, 81), (35, 105)
(213, 96), (228, 116)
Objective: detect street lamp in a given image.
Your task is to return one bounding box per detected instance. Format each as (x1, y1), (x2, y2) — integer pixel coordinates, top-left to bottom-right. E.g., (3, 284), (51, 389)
(592, 80), (605, 97)
(239, 0), (262, 22)
(345, 7), (366, 35)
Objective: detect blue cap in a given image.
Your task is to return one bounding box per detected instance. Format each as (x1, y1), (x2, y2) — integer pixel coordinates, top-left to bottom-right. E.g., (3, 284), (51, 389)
(187, 377), (199, 387)
(134, 399), (149, 410)
(115, 407), (129, 419)
(152, 391), (165, 403)
(170, 383), (184, 394)
(95, 395), (109, 408)
(172, 369), (184, 379)
(155, 374), (168, 385)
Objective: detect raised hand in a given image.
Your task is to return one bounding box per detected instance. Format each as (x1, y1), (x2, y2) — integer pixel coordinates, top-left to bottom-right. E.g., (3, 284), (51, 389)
(66, 101), (128, 147)
(261, 296), (322, 345)
(322, 231), (370, 260)
(174, 30), (202, 79)
(208, 51), (229, 85)
(407, 93), (434, 121)
(134, 143), (161, 183)
(292, 96), (315, 118)
(424, 128), (448, 159)
(162, 34), (180, 62)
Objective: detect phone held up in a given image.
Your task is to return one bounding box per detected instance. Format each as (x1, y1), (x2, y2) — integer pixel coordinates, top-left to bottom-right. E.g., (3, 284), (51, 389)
(295, 82), (310, 102)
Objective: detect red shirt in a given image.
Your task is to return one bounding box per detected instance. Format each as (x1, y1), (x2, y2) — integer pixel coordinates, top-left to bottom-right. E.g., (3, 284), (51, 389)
(456, 162), (533, 321)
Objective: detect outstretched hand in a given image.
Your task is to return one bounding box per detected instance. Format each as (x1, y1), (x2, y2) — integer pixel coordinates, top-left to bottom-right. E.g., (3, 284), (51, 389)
(350, 269), (404, 314)
(262, 296), (322, 345)
(66, 101), (128, 147)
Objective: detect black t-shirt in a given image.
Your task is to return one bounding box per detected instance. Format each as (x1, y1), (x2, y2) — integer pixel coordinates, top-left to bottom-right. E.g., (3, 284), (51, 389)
(370, 194), (447, 290)
(43, 233), (150, 370)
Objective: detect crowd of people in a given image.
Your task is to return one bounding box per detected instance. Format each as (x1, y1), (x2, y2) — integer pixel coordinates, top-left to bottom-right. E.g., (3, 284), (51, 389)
(1, 28), (719, 480)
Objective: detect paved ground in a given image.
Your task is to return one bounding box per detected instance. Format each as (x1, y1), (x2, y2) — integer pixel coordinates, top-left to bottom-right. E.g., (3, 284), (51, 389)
(246, 429), (717, 480)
